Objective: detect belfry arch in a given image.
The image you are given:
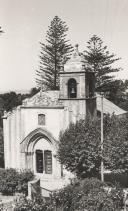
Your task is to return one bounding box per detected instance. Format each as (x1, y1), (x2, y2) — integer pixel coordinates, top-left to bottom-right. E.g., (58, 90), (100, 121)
(68, 78), (77, 98)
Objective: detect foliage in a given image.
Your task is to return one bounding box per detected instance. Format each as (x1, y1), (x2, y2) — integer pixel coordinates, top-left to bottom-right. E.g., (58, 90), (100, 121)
(16, 170), (34, 195)
(36, 15), (73, 90)
(51, 178), (124, 211)
(0, 127), (4, 168)
(0, 168), (18, 195)
(58, 117), (101, 178)
(83, 35), (128, 111)
(29, 87), (40, 97)
(0, 168), (34, 195)
(58, 114), (128, 178)
(0, 87), (39, 127)
(106, 80), (125, 106)
(14, 195), (53, 211)
(14, 178), (124, 211)
(103, 114), (128, 173)
(0, 87), (39, 113)
(1, 92), (22, 112)
(111, 79), (128, 111)
(84, 35), (121, 94)
(51, 183), (74, 210)
(104, 172), (128, 188)
(100, 79), (128, 112)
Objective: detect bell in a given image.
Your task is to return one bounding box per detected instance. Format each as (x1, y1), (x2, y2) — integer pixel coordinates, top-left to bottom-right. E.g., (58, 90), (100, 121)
(71, 87), (76, 94)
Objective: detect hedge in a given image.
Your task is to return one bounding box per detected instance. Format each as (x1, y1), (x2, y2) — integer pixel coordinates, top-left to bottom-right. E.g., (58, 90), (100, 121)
(0, 168), (34, 195)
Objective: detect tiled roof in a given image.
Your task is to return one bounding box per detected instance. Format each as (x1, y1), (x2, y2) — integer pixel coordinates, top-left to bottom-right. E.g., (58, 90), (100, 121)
(96, 94), (127, 116)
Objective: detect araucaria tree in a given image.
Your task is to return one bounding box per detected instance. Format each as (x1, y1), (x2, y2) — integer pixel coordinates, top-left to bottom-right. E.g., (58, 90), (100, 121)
(84, 35), (121, 93)
(36, 16), (73, 90)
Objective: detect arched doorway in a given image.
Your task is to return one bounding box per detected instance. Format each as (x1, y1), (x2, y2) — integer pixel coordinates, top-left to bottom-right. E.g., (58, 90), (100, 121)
(34, 138), (53, 175)
(20, 128), (57, 177)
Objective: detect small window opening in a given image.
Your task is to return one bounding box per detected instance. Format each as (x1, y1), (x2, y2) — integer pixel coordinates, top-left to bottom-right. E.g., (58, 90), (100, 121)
(68, 78), (77, 98)
(38, 114), (45, 125)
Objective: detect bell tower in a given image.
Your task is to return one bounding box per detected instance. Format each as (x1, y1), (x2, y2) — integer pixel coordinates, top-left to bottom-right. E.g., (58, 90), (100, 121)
(59, 44), (96, 121)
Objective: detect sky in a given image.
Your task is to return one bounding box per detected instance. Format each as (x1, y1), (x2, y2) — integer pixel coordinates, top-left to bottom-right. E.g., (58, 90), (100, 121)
(0, 0), (128, 93)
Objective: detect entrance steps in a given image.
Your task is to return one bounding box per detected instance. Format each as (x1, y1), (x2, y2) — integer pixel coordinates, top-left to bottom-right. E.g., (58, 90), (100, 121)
(39, 177), (71, 197)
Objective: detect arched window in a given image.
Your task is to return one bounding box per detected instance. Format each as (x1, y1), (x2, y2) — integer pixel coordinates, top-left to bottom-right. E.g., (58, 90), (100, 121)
(68, 78), (77, 98)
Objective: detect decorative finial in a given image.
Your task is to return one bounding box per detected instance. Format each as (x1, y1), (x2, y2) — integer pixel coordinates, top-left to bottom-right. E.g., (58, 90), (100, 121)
(75, 44), (79, 52)
(72, 44), (80, 58)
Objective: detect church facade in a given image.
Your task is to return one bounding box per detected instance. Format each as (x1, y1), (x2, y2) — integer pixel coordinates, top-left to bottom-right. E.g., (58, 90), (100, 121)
(3, 46), (126, 191)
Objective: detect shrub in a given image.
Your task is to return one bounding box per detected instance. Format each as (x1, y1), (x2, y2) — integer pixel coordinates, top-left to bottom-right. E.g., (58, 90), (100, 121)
(16, 170), (34, 195)
(0, 168), (34, 196)
(104, 172), (128, 188)
(0, 168), (18, 195)
(14, 195), (53, 211)
(58, 115), (128, 179)
(14, 178), (124, 211)
(51, 178), (124, 211)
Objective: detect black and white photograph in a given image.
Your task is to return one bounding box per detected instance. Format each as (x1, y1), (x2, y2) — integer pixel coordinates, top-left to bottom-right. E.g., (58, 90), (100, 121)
(0, 0), (128, 210)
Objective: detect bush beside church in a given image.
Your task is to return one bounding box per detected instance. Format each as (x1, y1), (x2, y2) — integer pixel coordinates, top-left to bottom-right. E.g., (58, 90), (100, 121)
(13, 178), (124, 211)
(0, 168), (34, 196)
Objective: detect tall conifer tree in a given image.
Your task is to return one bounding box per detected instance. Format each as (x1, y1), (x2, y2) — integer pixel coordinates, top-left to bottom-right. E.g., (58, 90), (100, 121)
(36, 16), (73, 90)
(84, 35), (121, 93)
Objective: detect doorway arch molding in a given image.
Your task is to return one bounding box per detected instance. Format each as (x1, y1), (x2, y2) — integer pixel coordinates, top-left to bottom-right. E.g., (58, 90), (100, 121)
(20, 127), (57, 153)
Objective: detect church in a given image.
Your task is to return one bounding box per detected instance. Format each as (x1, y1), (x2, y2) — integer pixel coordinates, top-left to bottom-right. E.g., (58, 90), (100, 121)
(3, 45), (126, 192)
